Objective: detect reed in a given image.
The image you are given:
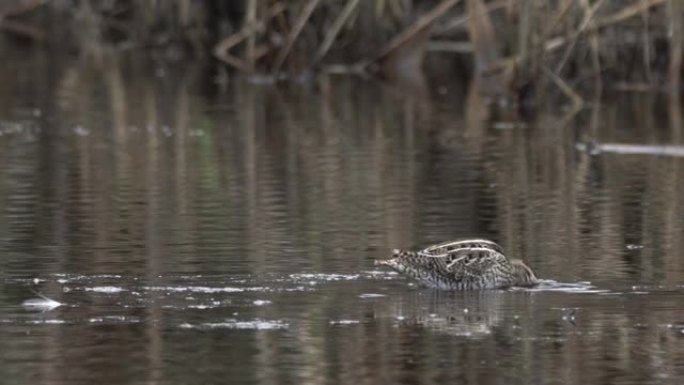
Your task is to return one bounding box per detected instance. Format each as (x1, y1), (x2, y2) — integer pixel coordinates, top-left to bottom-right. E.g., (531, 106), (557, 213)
(1, 1), (682, 95)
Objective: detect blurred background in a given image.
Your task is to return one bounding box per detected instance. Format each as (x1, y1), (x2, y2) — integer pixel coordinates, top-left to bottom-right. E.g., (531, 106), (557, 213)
(1, 1), (684, 385)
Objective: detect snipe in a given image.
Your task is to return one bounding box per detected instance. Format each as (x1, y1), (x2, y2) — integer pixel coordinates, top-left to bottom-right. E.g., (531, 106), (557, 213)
(375, 239), (539, 290)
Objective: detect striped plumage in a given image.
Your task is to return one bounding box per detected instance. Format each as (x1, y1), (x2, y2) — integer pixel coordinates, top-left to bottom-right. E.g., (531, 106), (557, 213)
(375, 239), (538, 290)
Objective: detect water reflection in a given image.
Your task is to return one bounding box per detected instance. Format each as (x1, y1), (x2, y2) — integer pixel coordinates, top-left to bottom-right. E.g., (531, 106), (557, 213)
(1, 50), (684, 384)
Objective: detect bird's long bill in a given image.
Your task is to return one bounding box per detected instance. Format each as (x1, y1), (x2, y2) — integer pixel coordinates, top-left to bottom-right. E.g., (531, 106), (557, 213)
(374, 259), (392, 267)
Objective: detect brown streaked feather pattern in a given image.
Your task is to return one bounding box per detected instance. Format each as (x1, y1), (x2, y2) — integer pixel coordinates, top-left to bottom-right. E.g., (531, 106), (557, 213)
(420, 239), (504, 255)
(375, 239), (539, 290)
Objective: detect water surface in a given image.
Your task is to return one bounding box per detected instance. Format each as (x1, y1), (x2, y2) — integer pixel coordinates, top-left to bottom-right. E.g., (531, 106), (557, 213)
(1, 52), (684, 384)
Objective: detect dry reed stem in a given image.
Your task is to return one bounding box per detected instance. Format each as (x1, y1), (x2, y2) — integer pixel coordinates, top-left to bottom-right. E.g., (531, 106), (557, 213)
(246, 0), (258, 72)
(314, 0), (360, 63)
(0, 18), (44, 39)
(668, 0), (682, 90)
(641, 0), (653, 81)
(435, 0), (507, 36)
(580, 0), (604, 88)
(217, 54), (251, 72)
(554, 0), (606, 74)
(467, 0), (501, 73)
(178, 0), (190, 26)
(373, 0), (462, 63)
(213, 3), (286, 71)
(0, 0), (47, 17)
(546, 0), (667, 54)
(543, 65), (583, 110)
(591, 0), (666, 29)
(546, 0), (575, 36)
(517, 0), (533, 71)
(272, 0), (321, 74)
(0, 0), (47, 39)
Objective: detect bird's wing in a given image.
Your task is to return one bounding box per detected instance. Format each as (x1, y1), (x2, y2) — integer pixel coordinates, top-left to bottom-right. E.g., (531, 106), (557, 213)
(420, 239), (504, 255)
(434, 247), (510, 277)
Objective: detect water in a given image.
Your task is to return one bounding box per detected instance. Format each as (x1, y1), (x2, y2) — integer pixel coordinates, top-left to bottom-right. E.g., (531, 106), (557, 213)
(1, 51), (684, 384)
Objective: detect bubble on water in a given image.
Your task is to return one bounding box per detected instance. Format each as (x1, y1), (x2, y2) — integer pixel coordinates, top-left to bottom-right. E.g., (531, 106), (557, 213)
(253, 300), (272, 306)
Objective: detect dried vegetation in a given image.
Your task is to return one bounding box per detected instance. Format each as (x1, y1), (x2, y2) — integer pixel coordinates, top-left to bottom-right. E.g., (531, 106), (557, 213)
(1, 1), (683, 101)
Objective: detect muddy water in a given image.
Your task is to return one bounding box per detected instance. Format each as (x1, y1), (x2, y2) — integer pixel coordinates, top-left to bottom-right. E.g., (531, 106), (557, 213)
(1, 53), (684, 385)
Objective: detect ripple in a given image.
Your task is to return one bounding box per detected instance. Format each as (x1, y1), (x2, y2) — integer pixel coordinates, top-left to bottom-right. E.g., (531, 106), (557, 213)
(142, 286), (260, 293)
(513, 280), (609, 293)
(26, 319), (67, 325)
(52, 274), (123, 284)
(187, 301), (224, 309)
(358, 293), (386, 298)
(179, 319), (289, 330)
(88, 316), (140, 324)
(329, 319), (360, 325)
(289, 273), (360, 282)
(85, 286), (125, 293)
(21, 297), (62, 311)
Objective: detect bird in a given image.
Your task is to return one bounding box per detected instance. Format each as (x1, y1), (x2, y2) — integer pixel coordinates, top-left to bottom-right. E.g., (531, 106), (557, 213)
(374, 239), (539, 290)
